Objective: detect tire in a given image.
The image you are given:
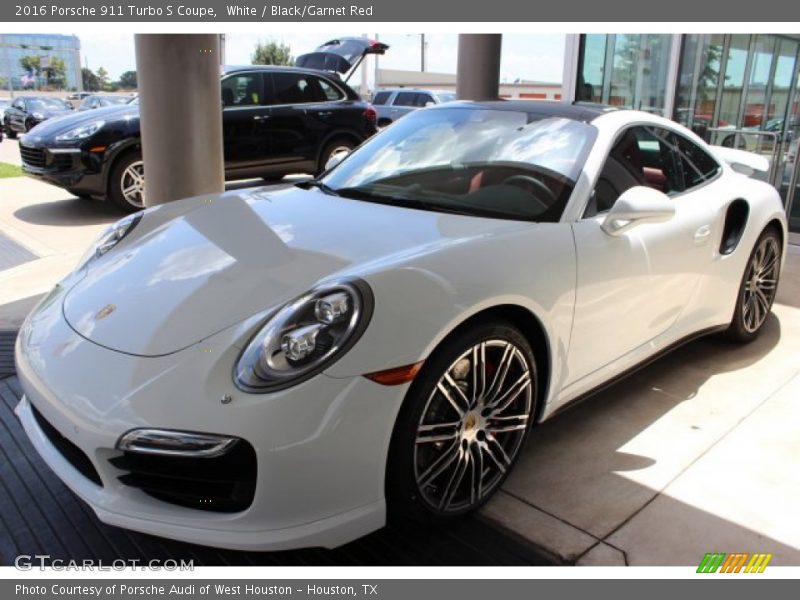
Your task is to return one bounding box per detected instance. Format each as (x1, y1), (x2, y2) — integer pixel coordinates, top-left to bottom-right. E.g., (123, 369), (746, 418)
(5, 122), (16, 139)
(726, 228), (782, 343)
(387, 320), (538, 523)
(108, 152), (145, 212)
(24, 119), (34, 132)
(317, 137), (356, 175)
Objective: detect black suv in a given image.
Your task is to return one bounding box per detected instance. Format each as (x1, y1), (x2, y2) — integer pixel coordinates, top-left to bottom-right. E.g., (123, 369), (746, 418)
(19, 38), (386, 211)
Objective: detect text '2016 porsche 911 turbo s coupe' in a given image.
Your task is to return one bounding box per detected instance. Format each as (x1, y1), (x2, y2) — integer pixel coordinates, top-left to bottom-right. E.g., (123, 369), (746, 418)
(16, 102), (786, 551)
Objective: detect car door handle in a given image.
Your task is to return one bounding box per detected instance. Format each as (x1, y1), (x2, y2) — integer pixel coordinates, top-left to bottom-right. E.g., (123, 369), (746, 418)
(253, 115), (269, 121)
(693, 225), (712, 244)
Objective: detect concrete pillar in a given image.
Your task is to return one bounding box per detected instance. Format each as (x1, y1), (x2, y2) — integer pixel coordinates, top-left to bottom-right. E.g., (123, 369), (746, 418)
(456, 34), (502, 101)
(134, 34), (224, 207)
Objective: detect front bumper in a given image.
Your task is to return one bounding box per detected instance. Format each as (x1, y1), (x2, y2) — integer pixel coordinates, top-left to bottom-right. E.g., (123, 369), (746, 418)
(19, 141), (104, 195)
(14, 290), (407, 550)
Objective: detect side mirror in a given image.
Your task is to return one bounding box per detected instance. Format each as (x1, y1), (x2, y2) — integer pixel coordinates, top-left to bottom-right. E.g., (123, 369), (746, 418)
(324, 150), (350, 171)
(601, 186), (675, 236)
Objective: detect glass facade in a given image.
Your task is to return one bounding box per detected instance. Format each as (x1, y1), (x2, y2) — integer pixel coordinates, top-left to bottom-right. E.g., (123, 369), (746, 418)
(0, 33), (82, 91)
(577, 34), (674, 115)
(576, 33), (800, 235)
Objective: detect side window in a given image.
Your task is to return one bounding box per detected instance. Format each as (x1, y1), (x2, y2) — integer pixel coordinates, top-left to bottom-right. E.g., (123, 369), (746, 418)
(316, 77), (344, 101)
(586, 125), (684, 217)
(671, 134), (721, 190)
(221, 73), (264, 107)
(80, 98), (91, 109)
(270, 72), (325, 104)
(394, 92), (417, 107)
(372, 91), (391, 105)
(414, 93), (434, 107)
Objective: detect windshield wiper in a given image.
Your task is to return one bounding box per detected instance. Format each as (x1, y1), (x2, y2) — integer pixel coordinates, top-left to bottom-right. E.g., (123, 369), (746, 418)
(297, 179), (339, 196)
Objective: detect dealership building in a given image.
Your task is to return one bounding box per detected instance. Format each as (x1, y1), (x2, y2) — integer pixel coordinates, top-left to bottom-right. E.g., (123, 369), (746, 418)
(561, 33), (800, 238)
(0, 33), (82, 91)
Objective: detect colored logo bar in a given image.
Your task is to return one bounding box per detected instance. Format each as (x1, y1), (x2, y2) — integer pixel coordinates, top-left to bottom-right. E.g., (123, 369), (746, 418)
(697, 552), (773, 573)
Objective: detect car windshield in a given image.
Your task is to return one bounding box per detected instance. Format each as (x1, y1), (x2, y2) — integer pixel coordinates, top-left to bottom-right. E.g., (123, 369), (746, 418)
(436, 92), (457, 103)
(128, 97), (139, 105)
(320, 107), (597, 222)
(28, 98), (69, 110)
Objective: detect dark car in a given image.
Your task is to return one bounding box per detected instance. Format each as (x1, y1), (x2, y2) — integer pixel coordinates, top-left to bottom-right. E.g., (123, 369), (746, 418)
(3, 96), (73, 137)
(20, 40), (386, 212)
(78, 94), (132, 111)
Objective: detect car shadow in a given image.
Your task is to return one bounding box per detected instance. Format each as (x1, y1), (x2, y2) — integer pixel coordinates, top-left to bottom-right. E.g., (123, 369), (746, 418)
(13, 197), (121, 227)
(501, 310), (800, 564)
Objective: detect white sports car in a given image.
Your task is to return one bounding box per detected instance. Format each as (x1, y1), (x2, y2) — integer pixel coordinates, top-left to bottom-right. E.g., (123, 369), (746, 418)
(16, 102), (787, 551)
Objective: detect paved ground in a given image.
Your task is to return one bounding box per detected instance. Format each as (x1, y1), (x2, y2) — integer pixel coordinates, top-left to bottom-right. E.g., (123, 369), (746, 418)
(0, 166), (798, 566)
(484, 246), (800, 565)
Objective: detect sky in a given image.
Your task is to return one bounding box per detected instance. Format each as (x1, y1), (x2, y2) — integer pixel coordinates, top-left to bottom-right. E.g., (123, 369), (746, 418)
(77, 32), (566, 86)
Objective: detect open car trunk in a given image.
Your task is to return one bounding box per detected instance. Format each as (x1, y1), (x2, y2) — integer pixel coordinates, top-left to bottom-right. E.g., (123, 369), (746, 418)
(296, 37), (389, 81)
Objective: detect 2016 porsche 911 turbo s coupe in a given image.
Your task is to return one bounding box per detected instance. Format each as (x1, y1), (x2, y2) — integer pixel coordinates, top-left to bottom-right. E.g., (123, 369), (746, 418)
(16, 102), (787, 551)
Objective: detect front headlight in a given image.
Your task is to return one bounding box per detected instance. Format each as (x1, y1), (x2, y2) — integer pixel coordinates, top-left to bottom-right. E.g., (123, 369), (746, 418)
(32, 112), (45, 120)
(55, 120), (105, 142)
(76, 213), (142, 270)
(234, 279), (374, 392)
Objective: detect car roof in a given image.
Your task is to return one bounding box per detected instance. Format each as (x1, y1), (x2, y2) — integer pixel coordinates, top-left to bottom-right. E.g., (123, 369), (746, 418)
(379, 88), (454, 94)
(222, 64), (341, 78)
(432, 100), (618, 123)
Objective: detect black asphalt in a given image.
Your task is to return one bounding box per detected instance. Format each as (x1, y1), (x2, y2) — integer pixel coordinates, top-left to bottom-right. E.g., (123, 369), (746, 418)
(0, 331), (551, 566)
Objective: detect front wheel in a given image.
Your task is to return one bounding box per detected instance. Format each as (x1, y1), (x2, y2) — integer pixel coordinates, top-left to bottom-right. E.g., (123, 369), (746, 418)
(108, 152), (145, 212)
(5, 121), (17, 139)
(726, 229), (782, 342)
(387, 321), (537, 522)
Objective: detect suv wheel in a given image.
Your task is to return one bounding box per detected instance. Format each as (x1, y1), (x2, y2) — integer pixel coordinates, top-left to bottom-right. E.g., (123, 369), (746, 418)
(318, 138), (356, 175)
(109, 152), (145, 212)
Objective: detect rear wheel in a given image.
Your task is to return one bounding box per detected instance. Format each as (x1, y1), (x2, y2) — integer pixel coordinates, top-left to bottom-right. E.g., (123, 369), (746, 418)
(387, 321), (537, 522)
(317, 137), (356, 175)
(109, 152), (145, 212)
(726, 229), (782, 342)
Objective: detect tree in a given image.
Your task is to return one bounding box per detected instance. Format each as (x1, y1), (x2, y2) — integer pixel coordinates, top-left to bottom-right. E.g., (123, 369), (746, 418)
(96, 67), (111, 91)
(251, 40), (292, 66)
(19, 55), (41, 77)
(117, 70), (137, 90)
(42, 56), (66, 89)
(82, 67), (100, 92)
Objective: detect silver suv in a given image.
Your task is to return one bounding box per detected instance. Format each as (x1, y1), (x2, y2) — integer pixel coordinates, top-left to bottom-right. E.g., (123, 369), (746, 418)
(371, 88), (456, 127)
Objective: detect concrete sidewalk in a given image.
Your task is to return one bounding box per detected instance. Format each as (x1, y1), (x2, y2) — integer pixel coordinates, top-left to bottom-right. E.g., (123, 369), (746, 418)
(1, 172), (799, 565)
(483, 246), (800, 565)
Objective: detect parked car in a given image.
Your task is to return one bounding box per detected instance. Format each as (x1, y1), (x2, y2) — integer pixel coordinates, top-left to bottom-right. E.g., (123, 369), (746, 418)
(2, 96), (73, 137)
(78, 94), (132, 111)
(0, 98), (10, 131)
(20, 43), (384, 211)
(372, 88), (457, 127)
(16, 102), (786, 551)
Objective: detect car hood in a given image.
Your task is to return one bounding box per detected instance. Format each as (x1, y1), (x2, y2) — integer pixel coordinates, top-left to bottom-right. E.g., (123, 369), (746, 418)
(28, 104), (138, 137)
(62, 186), (522, 356)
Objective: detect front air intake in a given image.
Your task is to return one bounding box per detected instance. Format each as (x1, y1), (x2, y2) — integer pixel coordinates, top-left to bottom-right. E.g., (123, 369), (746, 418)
(109, 439), (257, 513)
